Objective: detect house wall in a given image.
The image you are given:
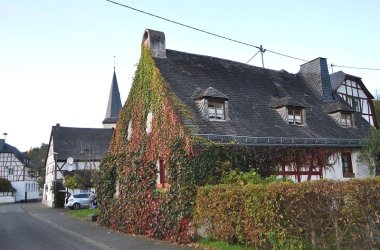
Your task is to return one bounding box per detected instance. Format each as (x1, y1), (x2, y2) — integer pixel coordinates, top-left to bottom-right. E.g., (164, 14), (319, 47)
(42, 137), (101, 207)
(42, 139), (56, 207)
(0, 152), (40, 202)
(324, 150), (370, 180)
(279, 149), (371, 182)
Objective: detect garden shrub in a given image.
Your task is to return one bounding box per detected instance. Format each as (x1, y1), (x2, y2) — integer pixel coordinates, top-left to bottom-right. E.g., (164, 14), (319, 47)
(0, 178), (13, 192)
(194, 178), (380, 249)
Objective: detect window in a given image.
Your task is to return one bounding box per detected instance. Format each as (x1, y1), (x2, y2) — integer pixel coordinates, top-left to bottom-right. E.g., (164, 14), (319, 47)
(146, 111), (153, 134)
(352, 98), (361, 112)
(341, 152), (354, 178)
(127, 120), (132, 141)
(341, 112), (352, 127)
(114, 179), (120, 198)
(288, 108), (303, 125)
(157, 159), (167, 187)
(8, 168), (14, 175)
(208, 102), (225, 120)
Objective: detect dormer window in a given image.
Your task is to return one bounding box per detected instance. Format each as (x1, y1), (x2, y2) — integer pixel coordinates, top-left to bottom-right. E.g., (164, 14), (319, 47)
(194, 87), (229, 121)
(288, 107), (303, 125)
(208, 102), (224, 120)
(341, 112), (352, 127)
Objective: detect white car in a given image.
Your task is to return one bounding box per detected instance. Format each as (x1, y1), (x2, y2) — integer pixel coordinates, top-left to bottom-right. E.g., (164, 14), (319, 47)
(65, 193), (91, 210)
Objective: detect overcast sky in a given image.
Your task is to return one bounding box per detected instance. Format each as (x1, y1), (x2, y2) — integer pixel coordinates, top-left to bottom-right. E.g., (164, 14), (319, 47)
(1, 0), (379, 152)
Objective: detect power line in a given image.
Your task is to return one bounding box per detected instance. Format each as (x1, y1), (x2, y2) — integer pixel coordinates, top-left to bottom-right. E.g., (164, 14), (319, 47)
(330, 64), (380, 71)
(106, 0), (379, 71)
(105, 0), (261, 49)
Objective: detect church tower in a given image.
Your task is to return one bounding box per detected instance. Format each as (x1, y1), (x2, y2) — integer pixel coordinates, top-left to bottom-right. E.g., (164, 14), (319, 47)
(103, 68), (122, 128)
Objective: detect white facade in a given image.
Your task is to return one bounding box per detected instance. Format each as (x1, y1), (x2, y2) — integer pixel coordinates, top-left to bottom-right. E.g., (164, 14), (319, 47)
(42, 138), (100, 207)
(282, 149), (371, 183)
(0, 152), (40, 202)
(324, 150), (370, 180)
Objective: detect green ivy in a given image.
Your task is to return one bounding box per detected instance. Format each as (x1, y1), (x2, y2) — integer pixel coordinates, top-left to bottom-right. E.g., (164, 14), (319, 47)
(97, 45), (343, 243)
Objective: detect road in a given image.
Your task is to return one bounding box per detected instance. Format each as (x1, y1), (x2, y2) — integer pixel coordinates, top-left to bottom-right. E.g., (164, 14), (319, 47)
(0, 203), (196, 250)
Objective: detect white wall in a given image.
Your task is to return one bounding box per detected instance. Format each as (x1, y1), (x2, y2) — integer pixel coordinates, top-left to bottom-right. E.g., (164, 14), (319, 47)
(324, 151), (370, 180)
(42, 139), (56, 207)
(12, 181), (40, 202)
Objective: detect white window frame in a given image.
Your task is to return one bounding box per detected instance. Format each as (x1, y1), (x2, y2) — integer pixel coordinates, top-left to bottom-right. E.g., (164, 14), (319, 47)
(208, 101), (225, 120)
(341, 112), (352, 128)
(288, 107), (303, 125)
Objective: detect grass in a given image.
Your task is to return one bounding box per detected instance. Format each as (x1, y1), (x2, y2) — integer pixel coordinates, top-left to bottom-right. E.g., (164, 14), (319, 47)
(196, 238), (256, 250)
(66, 208), (99, 219)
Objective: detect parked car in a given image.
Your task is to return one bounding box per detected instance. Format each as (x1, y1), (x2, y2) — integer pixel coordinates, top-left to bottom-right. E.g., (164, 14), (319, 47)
(65, 193), (90, 210)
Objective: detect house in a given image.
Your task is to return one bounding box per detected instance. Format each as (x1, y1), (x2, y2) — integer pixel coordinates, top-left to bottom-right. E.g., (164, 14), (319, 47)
(97, 29), (375, 240)
(42, 69), (121, 208)
(0, 139), (40, 202)
(330, 71), (379, 128)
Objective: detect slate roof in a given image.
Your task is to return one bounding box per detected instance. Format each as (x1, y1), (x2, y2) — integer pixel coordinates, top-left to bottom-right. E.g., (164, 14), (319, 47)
(103, 70), (122, 124)
(153, 50), (372, 147)
(51, 126), (113, 161)
(195, 87), (229, 100)
(0, 139), (31, 166)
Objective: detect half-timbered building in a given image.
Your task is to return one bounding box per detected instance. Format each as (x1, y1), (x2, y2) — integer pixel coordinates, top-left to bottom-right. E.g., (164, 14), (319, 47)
(330, 71), (378, 128)
(42, 125), (113, 207)
(0, 139), (40, 202)
(42, 69), (121, 207)
(109, 29), (375, 184)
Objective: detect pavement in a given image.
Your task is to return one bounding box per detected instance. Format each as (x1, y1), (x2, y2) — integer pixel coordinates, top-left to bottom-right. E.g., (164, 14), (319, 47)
(21, 202), (197, 250)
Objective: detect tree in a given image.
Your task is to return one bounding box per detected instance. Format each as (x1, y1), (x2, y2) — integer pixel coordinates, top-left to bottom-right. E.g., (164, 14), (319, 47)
(26, 143), (49, 188)
(358, 128), (380, 176)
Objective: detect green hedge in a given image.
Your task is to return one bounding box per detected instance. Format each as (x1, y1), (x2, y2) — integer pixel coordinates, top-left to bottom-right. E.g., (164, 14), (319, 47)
(194, 178), (380, 249)
(0, 178), (13, 192)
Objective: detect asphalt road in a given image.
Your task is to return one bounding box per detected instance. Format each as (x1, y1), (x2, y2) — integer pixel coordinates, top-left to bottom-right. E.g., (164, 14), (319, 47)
(0, 203), (196, 250)
(0, 203), (97, 250)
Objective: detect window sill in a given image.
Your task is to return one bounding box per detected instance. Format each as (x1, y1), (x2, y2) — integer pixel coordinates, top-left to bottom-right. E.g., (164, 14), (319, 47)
(156, 183), (170, 189)
(343, 173), (355, 178)
(209, 119), (226, 122)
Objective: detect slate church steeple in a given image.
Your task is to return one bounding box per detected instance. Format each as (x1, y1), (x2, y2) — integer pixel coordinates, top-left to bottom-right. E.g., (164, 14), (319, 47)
(102, 68), (122, 128)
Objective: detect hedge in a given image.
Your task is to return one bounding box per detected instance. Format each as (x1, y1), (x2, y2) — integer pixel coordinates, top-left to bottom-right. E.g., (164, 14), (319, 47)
(0, 178), (13, 192)
(194, 178), (380, 249)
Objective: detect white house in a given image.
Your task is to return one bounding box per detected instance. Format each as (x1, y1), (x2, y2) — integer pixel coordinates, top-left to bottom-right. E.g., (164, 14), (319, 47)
(42, 125), (114, 207)
(0, 139), (40, 203)
(42, 69), (122, 208)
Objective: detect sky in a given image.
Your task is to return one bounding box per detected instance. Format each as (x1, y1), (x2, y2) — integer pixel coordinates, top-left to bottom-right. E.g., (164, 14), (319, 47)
(0, 0), (379, 152)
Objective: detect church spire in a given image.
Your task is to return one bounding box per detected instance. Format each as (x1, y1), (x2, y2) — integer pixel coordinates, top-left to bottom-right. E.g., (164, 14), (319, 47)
(103, 67), (122, 128)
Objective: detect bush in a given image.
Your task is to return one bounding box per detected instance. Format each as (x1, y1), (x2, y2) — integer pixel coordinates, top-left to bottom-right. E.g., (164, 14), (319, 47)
(221, 170), (291, 185)
(194, 178), (380, 249)
(0, 178), (13, 192)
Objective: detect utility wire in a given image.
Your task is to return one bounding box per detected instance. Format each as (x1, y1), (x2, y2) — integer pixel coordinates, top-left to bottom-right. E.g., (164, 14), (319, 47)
(330, 64), (380, 71)
(106, 0), (379, 71)
(266, 49), (308, 62)
(105, 0), (260, 50)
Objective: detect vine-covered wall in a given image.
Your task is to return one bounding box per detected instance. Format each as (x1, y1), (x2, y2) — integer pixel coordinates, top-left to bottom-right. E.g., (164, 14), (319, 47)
(97, 45), (343, 243)
(97, 46), (195, 242)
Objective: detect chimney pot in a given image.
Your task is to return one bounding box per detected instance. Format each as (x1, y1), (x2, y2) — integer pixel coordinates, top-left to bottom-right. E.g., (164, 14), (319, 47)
(142, 29), (166, 58)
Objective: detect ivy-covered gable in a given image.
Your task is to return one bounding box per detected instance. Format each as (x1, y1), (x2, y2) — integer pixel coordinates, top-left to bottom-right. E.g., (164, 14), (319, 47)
(98, 31), (196, 242)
